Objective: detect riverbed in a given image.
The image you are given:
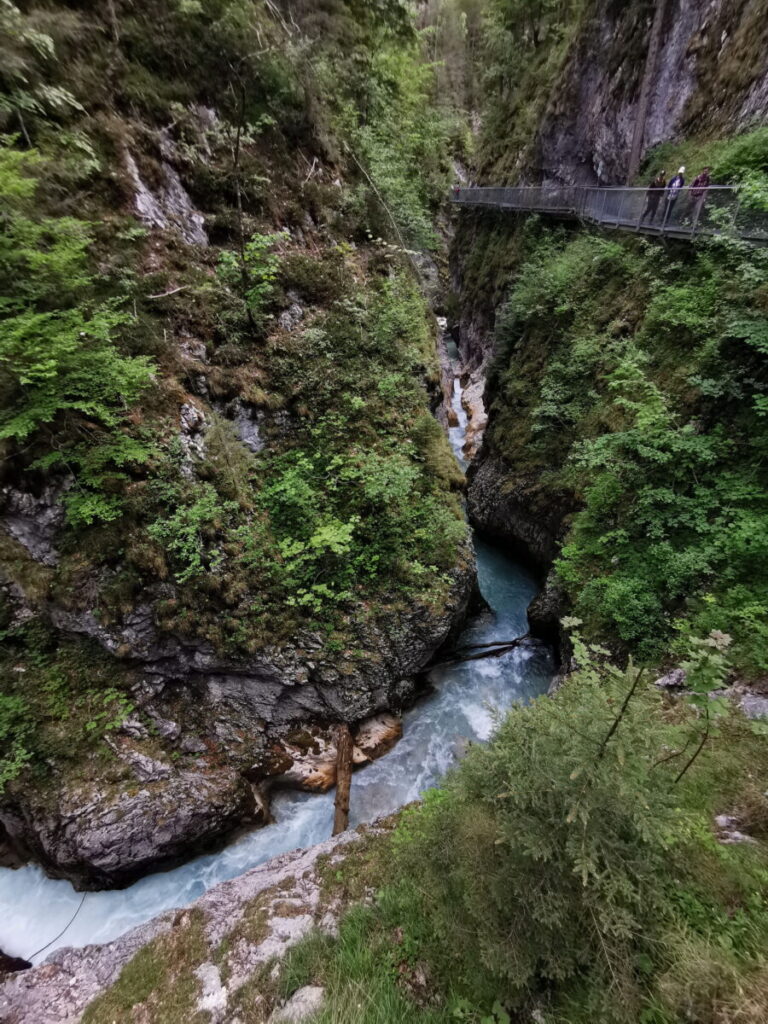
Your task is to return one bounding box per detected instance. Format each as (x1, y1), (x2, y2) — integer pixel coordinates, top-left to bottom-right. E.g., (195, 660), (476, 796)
(0, 357), (553, 964)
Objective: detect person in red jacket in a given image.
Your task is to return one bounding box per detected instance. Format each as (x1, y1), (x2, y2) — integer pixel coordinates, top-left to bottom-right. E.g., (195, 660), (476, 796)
(688, 167), (711, 226)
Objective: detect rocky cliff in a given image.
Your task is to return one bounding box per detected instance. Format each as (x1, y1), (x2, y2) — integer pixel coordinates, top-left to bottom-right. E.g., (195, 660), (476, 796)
(454, 0), (768, 591)
(0, 0), (474, 887)
(489, 0), (768, 187)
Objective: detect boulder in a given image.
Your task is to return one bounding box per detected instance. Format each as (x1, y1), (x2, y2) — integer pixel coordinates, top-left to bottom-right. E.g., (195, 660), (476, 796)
(0, 951), (31, 976)
(353, 713), (402, 763)
(270, 986), (325, 1023)
(0, 766), (259, 890)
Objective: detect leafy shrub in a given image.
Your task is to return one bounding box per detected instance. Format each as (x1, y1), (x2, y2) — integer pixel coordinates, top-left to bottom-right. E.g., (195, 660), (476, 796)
(488, 227), (768, 673)
(384, 634), (768, 1023)
(216, 231), (286, 323)
(0, 142), (154, 518)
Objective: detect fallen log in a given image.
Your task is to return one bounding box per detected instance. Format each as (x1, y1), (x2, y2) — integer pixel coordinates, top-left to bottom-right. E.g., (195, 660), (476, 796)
(332, 723), (353, 836)
(429, 633), (536, 671)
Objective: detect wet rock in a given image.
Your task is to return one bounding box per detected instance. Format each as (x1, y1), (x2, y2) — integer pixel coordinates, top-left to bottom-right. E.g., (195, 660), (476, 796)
(461, 370), (488, 460)
(275, 729), (338, 792)
(467, 453), (571, 568)
(8, 542), (475, 887)
(270, 986), (325, 1023)
(272, 713), (403, 791)
(527, 571), (567, 647)
(0, 767), (257, 890)
(353, 713), (402, 763)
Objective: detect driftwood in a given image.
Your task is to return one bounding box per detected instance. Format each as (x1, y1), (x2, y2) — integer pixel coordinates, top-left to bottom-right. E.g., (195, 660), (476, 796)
(332, 723), (353, 836)
(429, 633), (535, 671)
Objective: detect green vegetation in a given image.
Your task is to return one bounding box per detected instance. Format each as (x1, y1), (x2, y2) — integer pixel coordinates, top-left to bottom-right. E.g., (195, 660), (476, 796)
(483, 225), (768, 673)
(478, 0), (586, 180)
(81, 910), (209, 1024)
(277, 635), (768, 1023)
(0, 142), (154, 520)
(641, 126), (768, 209)
(0, 620), (137, 792)
(0, 0), (473, 794)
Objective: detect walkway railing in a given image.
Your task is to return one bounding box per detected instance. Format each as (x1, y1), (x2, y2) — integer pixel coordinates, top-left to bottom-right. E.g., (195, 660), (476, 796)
(451, 185), (768, 243)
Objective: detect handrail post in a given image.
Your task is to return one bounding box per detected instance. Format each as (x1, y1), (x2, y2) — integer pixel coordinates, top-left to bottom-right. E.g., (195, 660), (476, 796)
(731, 193), (742, 236)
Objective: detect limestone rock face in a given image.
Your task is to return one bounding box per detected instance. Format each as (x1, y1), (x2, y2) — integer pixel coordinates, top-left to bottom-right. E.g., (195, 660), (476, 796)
(0, 766), (259, 890)
(124, 149), (208, 246)
(0, 827), (382, 1024)
(270, 985), (326, 1023)
(0, 542), (475, 887)
(1, 486), (64, 567)
(466, 453), (571, 568)
(528, 0), (768, 188)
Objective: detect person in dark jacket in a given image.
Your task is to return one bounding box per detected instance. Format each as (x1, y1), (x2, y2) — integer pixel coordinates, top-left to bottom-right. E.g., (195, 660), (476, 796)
(663, 167), (686, 225)
(641, 169), (667, 222)
(688, 167), (711, 225)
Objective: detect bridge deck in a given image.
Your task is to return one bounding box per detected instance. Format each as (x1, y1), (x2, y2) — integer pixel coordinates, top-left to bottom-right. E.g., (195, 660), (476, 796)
(451, 186), (768, 244)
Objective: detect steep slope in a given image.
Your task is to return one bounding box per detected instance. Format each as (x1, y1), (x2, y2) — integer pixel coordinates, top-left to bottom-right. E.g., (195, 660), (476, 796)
(453, 0), (768, 671)
(0, 0), (474, 886)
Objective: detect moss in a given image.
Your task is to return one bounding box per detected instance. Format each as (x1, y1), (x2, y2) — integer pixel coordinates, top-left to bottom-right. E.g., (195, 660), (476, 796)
(0, 532), (54, 606)
(315, 818), (398, 912)
(81, 909), (209, 1024)
(279, 249), (347, 305)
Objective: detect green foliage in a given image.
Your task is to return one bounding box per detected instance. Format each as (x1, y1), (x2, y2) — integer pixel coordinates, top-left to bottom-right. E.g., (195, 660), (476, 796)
(148, 483), (239, 584)
(35, 433), (157, 526)
(365, 637), (768, 1023)
(478, 0), (585, 180)
(0, 142), (153, 520)
(0, 692), (32, 790)
(0, 625), (138, 793)
(392, 655), (682, 1017)
(489, 227), (768, 673)
(643, 126), (768, 209)
(216, 231), (286, 322)
(0, 1), (83, 129)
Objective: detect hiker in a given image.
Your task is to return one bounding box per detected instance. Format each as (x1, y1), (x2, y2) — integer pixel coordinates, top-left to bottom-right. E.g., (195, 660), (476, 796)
(663, 166), (686, 225)
(641, 169), (666, 222)
(688, 166), (711, 225)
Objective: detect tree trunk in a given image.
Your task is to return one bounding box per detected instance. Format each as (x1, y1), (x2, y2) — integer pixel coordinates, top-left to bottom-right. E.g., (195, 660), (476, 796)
(332, 724), (353, 836)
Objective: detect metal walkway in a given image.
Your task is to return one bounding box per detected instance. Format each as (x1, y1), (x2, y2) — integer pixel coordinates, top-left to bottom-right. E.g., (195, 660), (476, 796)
(451, 185), (768, 244)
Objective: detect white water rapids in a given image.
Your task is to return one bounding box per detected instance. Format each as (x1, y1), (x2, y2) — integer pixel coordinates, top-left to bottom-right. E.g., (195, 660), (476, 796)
(0, 345), (553, 964)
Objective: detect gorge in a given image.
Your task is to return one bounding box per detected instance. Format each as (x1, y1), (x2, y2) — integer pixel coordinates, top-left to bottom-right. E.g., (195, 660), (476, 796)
(2, 0), (768, 1021)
